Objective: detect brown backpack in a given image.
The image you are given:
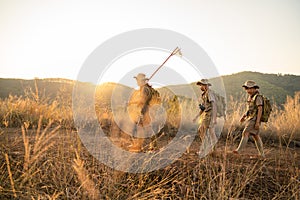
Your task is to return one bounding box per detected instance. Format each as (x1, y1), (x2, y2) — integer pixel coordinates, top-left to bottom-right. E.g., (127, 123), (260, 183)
(145, 84), (161, 105)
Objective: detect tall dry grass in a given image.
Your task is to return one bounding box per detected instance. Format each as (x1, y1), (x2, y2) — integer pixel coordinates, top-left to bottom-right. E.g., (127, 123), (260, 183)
(268, 92), (300, 146)
(224, 92), (300, 145)
(73, 150), (101, 200)
(0, 87), (299, 199)
(0, 84), (73, 129)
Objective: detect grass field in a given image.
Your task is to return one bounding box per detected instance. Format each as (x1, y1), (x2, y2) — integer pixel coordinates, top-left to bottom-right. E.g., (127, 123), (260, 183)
(0, 87), (299, 199)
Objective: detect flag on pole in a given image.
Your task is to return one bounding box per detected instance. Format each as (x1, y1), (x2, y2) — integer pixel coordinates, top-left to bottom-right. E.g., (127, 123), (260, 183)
(148, 47), (183, 80)
(172, 47), (182, 57)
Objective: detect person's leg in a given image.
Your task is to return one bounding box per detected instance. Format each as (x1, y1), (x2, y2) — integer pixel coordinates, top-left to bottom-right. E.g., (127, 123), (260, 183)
(253, 134), (265, 157)
(128, 122), (137, 149)
(197, 125), (209, 156)
(198, 127), (217, 156)
(208, 127), (217, 147)
(197, 125), (205, 143)
(234, 131), (249, 153)
(129, 134), (144, 152)
(145, 125), (157, 151)
(129, 122), (145, 152)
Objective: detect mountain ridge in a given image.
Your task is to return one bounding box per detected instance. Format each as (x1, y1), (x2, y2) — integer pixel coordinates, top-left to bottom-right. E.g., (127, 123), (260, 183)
(1, 71), (299, 105)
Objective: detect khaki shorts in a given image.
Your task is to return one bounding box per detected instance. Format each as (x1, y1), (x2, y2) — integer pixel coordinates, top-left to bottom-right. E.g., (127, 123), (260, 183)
(199, 111), (212, 128)
(243, 118), (259, 135)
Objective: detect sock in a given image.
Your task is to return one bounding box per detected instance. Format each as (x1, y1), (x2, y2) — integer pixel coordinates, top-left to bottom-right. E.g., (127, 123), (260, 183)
(255, 137), (265, 157)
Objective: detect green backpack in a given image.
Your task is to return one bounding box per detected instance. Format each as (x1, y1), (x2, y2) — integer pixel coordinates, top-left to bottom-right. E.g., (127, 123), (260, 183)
(254, 94), (272, 122)
(214, 92), (226, 118)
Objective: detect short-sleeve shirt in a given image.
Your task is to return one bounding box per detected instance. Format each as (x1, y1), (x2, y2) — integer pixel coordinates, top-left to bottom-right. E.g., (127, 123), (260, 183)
(246, 92), (263, 119)
(201, 89), (216, 112)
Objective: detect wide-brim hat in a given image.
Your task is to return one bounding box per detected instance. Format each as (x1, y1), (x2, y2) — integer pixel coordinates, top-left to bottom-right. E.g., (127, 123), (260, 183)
(134, 73), (149, 81)
(196, 79), (212, 86)
(242, 80), (259, 89)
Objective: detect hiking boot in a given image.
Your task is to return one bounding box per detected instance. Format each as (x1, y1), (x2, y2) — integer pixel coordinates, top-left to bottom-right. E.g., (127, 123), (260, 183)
(232, 150), (239, 155)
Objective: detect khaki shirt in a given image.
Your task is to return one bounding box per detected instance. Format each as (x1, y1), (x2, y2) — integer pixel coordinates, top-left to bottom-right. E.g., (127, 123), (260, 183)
(201, 89), (216, 112)
(246, 92), (263, 120)
(128, 84), (152, 125)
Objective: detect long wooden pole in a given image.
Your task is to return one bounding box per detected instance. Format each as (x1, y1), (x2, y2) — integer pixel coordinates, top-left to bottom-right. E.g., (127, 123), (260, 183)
(148, 47), (180, 81)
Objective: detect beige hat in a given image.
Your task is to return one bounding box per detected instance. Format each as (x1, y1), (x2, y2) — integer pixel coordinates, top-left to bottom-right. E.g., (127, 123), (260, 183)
(134, 73), (149, 81)
(242, 80), (259, 89)
(196, 79), (212, 86)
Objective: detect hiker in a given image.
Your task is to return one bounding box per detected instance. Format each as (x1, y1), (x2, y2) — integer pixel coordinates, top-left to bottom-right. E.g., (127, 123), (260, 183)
(233, 80), (265, 158)
(193, 79), (218, 156)
(127, 73), (157, 152)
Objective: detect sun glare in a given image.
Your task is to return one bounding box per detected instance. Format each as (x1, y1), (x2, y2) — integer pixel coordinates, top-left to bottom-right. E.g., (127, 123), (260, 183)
(97, 49), (203, 88)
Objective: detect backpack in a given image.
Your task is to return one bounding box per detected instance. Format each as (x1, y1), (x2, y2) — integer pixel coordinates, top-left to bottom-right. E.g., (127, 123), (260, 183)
(146, 84), (161, 105)
(201, 90), (226, 119)
(214, 92), (226, 118)
(254, 94), (272, 122)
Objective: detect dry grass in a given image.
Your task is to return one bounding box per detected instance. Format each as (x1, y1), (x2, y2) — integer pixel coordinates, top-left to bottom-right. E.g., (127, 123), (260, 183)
(73, 150), (101, 200)
(225, 92), (300, 145)
(0, 88), (299, 199)
(0, 86), (73, 129)
(268, 92), (300, 146)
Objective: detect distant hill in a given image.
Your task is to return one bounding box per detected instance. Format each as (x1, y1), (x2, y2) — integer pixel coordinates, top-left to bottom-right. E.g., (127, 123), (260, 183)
(0, 78), (75, 100)
(216, 71), (300, 105)
(164, 71), (300, 105)
(0, 71), (299, 105)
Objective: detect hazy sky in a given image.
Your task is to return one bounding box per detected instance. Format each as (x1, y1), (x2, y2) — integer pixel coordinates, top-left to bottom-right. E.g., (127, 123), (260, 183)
(1, 0), (300, 83)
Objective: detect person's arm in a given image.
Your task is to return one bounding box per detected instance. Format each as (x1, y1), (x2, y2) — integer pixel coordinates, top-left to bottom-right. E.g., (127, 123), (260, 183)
(127, 91), (139, 106)
(240, 96), (250, 123)
(211, 100), (217, 124)
(193, 110), (202, 123)
(254, 94), (263, 129)
(240, 112), (247, 123)
(255, 106), (263, 129)
(140, 86), (151, 115)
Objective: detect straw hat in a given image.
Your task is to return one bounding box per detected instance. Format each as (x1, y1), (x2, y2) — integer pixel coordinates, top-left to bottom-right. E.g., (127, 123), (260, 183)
(196, 79), (212, 86)
(242, 80), (259, 89)
(134, 73), (149, 81)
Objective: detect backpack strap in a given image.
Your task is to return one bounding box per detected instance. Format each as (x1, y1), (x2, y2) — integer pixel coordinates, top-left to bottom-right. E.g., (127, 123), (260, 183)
(141, 84), (152, 97)
(246, 93), (261, 119)
(253, 93), (263, 107)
